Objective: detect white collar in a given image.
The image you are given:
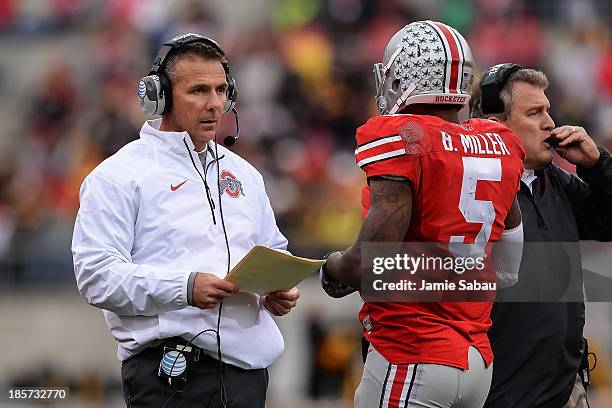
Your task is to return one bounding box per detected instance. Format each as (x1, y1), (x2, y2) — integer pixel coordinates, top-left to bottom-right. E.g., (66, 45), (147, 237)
(140, 118), (217, 159)
(521, 169), (537, 193)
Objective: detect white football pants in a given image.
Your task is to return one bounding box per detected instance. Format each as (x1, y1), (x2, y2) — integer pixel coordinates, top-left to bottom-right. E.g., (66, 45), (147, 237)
(354, 345), (492, 408)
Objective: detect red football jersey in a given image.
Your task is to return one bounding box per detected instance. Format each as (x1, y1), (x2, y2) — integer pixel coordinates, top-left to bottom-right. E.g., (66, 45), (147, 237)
(355, 114), (524, 369)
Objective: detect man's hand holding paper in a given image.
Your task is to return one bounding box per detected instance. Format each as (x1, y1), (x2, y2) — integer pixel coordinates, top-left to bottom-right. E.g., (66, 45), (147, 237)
(261, 288), (300, 316)
(192, 272), (239, 309)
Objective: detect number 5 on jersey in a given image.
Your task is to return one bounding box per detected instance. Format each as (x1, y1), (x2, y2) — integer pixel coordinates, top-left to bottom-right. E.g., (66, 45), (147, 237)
(449, 157), (502, 263)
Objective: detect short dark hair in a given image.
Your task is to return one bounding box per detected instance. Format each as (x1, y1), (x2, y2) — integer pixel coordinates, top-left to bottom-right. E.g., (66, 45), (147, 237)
(163, 41), (227, 84)
(470, 68), (549, 121)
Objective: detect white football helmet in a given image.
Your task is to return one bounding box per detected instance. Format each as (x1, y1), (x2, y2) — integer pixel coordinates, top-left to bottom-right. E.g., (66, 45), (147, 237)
(373, 20), (474, 115)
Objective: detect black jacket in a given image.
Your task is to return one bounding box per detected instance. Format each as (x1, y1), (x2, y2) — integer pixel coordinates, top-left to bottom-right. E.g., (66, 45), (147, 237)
(485, 148), (612, 408)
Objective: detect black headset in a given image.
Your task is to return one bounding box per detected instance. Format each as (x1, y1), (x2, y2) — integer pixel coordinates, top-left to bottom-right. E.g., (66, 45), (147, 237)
(138, 33), (238, 117)
(478, 63), (522, 115)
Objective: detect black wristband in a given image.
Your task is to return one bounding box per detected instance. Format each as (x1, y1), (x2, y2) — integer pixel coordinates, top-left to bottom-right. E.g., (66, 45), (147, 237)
(320, 251), (356, 298)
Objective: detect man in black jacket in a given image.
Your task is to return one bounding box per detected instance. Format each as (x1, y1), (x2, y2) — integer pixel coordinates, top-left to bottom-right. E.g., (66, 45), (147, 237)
(470, 65), (612, 408)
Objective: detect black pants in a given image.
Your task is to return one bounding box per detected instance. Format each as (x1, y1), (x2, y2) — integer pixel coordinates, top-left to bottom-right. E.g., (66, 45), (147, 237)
(121, 340), (268, 408)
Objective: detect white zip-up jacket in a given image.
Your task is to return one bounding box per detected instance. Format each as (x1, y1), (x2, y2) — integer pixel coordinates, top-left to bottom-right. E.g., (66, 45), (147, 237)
(72, 118), (287, 368)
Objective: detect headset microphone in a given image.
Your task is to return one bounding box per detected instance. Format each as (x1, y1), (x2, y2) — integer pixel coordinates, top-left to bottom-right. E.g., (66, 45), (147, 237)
(223, 107), (240, 147)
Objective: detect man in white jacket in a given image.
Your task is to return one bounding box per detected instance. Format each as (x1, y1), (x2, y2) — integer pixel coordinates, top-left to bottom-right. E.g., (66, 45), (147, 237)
(72, 33), (299, 408)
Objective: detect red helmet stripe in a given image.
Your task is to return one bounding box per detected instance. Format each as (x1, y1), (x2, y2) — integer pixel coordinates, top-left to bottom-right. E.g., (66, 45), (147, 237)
(447, 25), (467, 93)
(432, 22), (461, 93)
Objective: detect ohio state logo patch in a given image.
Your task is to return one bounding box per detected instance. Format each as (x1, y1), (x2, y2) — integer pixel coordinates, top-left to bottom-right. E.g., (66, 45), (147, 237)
(219, 170), (245, 198)
(400, 121), (432, 156)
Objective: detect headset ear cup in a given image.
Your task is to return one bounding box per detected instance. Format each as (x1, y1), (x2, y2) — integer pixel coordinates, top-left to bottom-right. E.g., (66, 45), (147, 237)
(158, 72), (172, 114)
(138, 75), (166, 116)
(223, 75), (237, 114)
(479, 63), (522, 115)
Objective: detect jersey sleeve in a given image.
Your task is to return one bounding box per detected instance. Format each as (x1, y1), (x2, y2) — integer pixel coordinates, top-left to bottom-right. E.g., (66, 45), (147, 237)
(354, 118), (423, 190)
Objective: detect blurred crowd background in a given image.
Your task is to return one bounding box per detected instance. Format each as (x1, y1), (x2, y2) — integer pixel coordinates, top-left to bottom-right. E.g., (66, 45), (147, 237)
(1, 0), (612, 406)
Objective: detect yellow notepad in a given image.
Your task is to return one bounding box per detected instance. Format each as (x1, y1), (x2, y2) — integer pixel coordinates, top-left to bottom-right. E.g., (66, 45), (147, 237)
(224, 246), (325, 294)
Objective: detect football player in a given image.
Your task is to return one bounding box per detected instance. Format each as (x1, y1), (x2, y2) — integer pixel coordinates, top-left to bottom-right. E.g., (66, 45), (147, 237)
(321, 21), (525, 408)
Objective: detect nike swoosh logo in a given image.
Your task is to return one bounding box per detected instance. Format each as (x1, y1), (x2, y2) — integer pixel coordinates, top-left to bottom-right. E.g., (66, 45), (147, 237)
(170, 180), (187, 191)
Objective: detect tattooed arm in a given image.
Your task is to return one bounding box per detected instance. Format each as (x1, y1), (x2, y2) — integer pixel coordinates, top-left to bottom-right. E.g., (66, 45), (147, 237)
(324, 176), (413, 290)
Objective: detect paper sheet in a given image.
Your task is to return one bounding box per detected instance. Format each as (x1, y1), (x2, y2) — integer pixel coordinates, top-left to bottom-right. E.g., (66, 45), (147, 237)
(224, 246), (325, 294)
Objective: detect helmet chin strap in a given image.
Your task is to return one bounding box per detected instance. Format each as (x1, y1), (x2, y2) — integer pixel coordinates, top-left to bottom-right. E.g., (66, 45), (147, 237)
(389, 83), (417, 114)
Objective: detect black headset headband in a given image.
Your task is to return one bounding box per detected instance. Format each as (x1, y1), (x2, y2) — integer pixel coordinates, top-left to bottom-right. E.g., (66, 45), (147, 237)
(148, 34), (228, 76)
(480, 63), (522, 115)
